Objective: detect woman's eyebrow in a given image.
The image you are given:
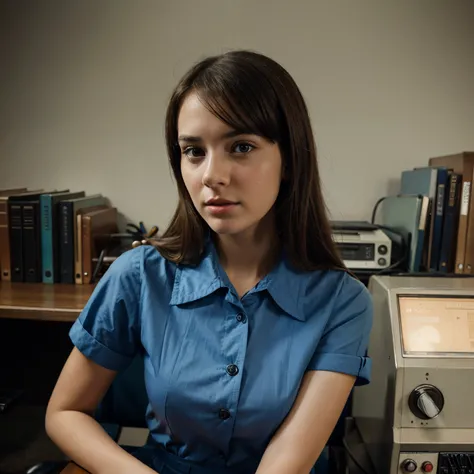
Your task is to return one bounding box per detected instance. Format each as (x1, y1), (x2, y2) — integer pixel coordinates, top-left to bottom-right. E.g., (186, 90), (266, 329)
(178, 135), (202, 144)
(178, 130), (252, 144)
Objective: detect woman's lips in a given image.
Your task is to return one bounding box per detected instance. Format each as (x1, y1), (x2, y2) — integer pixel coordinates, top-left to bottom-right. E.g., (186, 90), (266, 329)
(205, 202), (239, 215)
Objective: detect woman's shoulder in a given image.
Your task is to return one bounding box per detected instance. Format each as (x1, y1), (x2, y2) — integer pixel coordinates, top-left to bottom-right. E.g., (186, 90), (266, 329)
(304, 267), (368, 298)
(103, 245), (178, 285)
(301, 268), (372, 320)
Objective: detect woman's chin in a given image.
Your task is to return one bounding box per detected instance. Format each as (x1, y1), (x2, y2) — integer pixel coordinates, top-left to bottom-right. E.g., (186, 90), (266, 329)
(208, 224), (240, 236)
(206, 218), (246, 236)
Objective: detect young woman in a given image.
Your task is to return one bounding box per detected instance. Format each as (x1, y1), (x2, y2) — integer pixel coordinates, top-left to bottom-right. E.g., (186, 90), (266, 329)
(46, 50), (373, 474)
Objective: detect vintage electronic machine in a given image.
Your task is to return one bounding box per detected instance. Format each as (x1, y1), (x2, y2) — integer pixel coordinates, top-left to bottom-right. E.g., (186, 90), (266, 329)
(352, 276), (474, 474)
(331, 221), (392, 271)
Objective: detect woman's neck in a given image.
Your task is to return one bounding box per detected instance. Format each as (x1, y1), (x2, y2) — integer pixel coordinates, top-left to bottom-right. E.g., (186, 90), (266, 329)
(214, 218), (280, 287)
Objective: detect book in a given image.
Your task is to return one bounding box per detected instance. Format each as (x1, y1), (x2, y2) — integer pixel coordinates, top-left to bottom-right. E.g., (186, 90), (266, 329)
(464, 164), (474, 274)
(7, 190), (50, 282)
(24, 190), (69, 282)
(0, 188), (28, 281)
(59, 194), (107, 283)
(376, 195), (430, 272)
(400, 167), (438, 271)
(75, 204), (109, 284)
(439, 173), (462, 273)
(429, 152), (474, 273)
(429, 167), (450, 271)
(40, 191), (85, 283)
(81, 207), (118, 284)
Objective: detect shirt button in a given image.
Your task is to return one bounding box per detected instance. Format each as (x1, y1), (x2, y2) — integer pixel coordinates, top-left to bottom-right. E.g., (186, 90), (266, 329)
(226, 364), (239, 376)
(236, 312), (247, 323)
(219, 408), (231, 420)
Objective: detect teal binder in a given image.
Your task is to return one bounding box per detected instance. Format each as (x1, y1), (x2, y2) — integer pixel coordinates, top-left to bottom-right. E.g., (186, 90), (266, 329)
(376, 195), (429, 272)
(400, 167), (440, 271)
(400, 167), (438, 198)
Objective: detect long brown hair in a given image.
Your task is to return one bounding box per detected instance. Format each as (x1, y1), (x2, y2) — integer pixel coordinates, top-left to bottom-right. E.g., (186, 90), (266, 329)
(151, 50), (345, 272)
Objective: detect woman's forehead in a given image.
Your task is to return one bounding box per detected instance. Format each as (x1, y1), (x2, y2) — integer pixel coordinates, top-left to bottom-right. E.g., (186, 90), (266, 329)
(178, 93), (239, 139)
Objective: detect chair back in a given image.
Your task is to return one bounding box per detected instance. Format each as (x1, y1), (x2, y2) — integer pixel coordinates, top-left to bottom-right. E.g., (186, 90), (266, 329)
(95, 355), (148, 428)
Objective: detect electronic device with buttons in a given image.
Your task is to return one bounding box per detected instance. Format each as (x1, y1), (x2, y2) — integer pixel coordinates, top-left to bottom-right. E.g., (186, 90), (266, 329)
(351, 276), (474, 474)
(332, 228), (392, 270)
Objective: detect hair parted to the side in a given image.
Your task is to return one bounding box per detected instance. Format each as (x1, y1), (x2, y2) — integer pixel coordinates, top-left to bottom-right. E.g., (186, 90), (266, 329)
(150, 49), (345, 272)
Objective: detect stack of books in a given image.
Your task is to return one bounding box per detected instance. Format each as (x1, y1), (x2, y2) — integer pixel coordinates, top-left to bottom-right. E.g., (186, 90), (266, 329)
(377, 152), (474, 274)
(0, 188), (118, 284)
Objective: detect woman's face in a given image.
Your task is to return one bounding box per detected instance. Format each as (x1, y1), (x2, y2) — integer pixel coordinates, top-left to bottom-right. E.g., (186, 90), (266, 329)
(178, 92), (282, 237)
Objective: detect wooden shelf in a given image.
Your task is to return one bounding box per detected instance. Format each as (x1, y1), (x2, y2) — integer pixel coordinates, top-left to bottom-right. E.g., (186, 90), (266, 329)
(0, 282), (95, 322)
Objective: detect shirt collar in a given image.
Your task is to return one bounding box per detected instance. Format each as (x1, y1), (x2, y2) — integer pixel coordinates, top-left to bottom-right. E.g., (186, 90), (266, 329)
(263, 254), (307, 321)
(169, 240), (225, 306)
(169, 239), (308, 322)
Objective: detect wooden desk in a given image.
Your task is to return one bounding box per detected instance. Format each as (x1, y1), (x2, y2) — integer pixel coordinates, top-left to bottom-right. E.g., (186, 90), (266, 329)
(0, 283), (95, 473)
(0, 282), (94, 322)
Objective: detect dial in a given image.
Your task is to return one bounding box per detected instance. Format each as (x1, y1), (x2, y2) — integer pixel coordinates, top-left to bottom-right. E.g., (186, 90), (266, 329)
(401, 459), (417, 472)
(408, 384), (444, 420)
(378, 244), (388, 255)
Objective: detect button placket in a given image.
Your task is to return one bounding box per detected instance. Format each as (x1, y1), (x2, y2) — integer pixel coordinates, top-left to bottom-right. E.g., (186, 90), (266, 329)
(216, 303), (248, 443)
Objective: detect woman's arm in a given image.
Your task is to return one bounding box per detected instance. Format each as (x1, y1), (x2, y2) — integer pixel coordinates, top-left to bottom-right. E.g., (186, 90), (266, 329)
(46, 347), (157, 474)
(255, 370), (355, 474)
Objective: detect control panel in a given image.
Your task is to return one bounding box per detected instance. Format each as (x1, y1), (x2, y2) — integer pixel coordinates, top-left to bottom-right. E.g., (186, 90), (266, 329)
(399, 453), (474, 473)
(399, 453), (437, 473)
(332, 228), (392, 270)
(438, 453), (474, 473)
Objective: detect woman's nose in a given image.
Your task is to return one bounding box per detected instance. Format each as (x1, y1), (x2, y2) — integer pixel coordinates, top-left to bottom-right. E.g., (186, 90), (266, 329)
(202, 153), (231, 188)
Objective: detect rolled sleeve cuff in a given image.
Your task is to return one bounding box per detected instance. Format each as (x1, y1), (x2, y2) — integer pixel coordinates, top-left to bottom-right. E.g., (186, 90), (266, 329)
(307, 352), (372, 386)
(69, 320), (133, 372)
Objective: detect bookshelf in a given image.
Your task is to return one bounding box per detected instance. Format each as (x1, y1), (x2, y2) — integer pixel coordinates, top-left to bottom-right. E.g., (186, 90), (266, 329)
(0, 282), (94, 322)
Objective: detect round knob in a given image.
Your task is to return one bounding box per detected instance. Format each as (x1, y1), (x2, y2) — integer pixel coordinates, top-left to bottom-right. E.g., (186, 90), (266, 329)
(378, 244), (388, 255)
(422, 461), (434, 472)
(401, 459), (417, 472)
(408, 384), (444, 420)
(417, 391), (440, 418)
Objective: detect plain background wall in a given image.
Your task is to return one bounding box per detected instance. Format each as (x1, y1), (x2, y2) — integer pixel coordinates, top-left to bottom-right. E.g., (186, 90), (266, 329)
(1, 0), (473, 230)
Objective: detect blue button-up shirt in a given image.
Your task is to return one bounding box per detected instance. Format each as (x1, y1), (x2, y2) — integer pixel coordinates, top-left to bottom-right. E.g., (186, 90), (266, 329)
(70, 240), (372, 473)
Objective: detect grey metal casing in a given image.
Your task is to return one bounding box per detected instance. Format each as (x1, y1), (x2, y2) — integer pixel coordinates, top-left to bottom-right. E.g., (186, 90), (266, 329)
(351, 276), (474, 473)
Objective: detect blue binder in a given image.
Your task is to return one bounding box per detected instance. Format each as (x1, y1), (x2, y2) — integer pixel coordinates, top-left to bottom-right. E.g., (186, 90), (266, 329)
(400, 167), (448, 271)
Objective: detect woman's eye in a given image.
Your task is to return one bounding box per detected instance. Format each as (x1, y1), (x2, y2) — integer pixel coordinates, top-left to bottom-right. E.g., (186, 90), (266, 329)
(183, 147), (205, 159)
(233, 143), (254, 154)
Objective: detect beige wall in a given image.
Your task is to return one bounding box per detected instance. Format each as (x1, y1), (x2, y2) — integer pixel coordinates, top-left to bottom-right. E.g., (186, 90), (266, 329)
(1, 0), (473, 229)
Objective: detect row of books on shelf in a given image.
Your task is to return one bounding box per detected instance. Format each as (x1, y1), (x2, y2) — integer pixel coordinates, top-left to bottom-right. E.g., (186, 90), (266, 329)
(0, 188), (118, 284)
(376, 152), (474, 274)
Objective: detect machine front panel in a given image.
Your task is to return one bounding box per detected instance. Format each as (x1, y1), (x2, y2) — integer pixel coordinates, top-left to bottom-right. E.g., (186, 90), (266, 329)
(401, 367), (474, 429)
(352, 277), (474, 474)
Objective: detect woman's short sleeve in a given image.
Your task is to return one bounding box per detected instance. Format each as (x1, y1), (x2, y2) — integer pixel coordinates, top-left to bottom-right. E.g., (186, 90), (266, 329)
(307, 275), (373, 385)
(69, 248), (142, 372)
